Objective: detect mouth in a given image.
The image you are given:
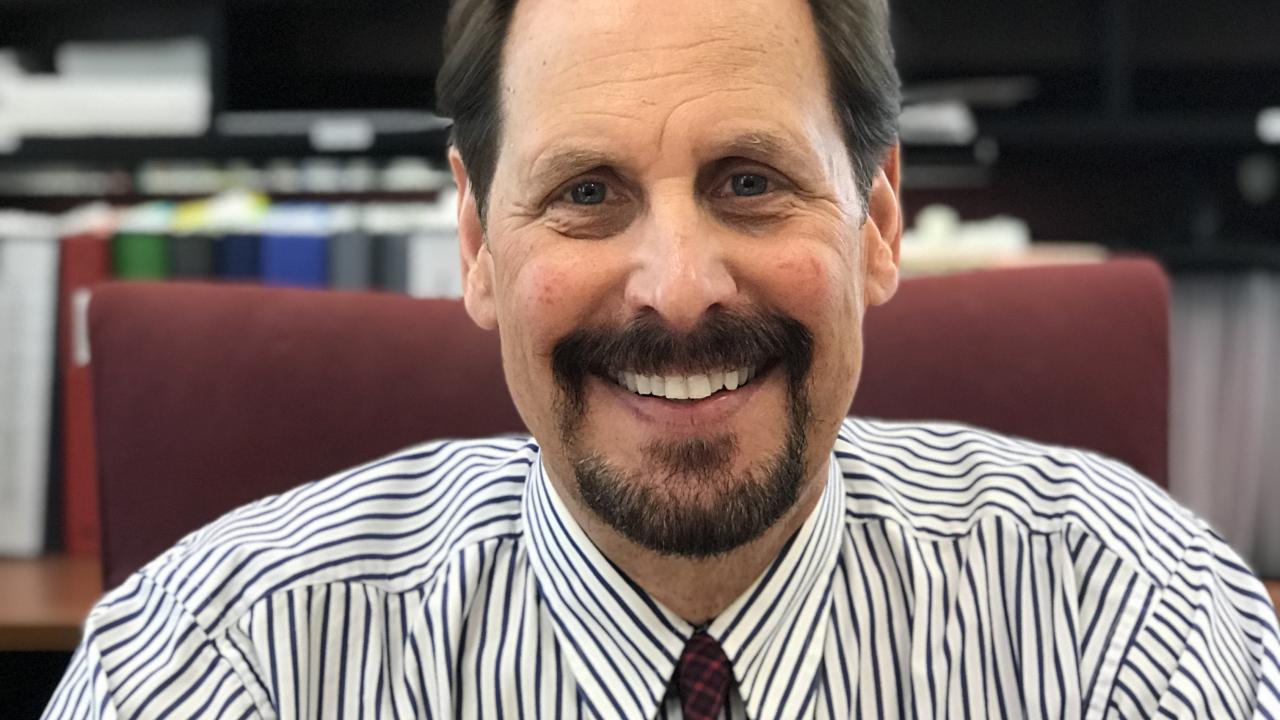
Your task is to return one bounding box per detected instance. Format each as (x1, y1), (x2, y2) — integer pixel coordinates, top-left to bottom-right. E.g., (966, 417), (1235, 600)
(600, 360), (774, 402)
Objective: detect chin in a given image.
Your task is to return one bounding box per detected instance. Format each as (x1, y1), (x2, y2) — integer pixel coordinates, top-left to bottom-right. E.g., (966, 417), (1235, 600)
(568, 404), (811, 558)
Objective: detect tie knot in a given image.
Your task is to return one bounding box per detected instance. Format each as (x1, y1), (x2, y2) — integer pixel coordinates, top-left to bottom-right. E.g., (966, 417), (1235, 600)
(676, 632), (733, 720)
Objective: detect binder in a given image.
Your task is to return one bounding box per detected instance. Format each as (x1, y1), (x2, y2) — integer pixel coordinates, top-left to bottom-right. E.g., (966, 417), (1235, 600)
(0, 211), (61, 556)
(113, 202), (173, 280)
(56, 205), (116, 555)
(168, 200), (215, 278)
(217, 233), (261, 280)
(328, 204), (373, 290)
(113, 233), (168, 279)
(406, 195), (462, 299)
(261, 203), (329, 288)
(374, 233), (409, 293)
(210, 191), (268, 281)
(366, 204), (412, 293)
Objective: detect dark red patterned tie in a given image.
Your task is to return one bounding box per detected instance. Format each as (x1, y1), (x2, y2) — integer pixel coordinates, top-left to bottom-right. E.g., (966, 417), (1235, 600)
(676, 632), (733, 720)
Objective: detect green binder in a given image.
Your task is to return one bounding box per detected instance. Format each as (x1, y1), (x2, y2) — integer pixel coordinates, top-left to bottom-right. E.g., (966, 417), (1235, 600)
(113, 233), (168, 279)
(113, 202), (173, 280)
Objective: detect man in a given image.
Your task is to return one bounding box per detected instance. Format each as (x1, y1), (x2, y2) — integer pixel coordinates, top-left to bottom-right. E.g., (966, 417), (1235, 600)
(45, 0), (1280, 717)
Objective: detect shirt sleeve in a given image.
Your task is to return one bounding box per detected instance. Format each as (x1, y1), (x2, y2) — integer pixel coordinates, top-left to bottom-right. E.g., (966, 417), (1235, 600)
(41, 572), (269, 720)
(1106, 529), (1280, 719)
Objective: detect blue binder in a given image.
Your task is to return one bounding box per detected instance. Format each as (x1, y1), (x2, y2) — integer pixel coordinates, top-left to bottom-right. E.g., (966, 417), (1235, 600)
(216, 233), (261, 280)
(260, 204), (329, 288)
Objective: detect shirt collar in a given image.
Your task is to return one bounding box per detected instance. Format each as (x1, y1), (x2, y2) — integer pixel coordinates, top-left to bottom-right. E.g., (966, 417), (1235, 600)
(524, 450), (845, 720)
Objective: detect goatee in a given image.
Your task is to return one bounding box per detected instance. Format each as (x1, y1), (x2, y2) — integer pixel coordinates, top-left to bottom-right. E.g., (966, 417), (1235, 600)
(551, 308), (814, 558)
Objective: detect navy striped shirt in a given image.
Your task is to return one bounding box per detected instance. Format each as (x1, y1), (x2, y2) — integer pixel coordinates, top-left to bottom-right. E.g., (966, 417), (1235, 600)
(45, 418), (1280, 718)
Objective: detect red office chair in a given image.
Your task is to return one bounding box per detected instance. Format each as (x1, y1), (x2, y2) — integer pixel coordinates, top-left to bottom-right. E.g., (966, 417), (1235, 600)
(90, 259), (1169, 588)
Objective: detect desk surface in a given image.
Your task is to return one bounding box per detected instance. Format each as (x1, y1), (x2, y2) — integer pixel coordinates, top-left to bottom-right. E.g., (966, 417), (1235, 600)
(0, 555), (101, 651)
(0, 556), (1278, 653)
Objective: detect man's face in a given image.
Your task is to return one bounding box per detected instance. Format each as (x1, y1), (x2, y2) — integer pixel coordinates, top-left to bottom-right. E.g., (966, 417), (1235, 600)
(455, 0), (900, 556)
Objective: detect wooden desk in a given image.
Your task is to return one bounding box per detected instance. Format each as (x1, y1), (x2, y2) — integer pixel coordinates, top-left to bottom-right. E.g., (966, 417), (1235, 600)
(0, 557), (1277, 653)
(0, 556), (101, 651)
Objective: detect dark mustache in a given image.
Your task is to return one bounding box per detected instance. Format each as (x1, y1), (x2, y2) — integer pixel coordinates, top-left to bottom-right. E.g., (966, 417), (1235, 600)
(551, 308), (814, 403)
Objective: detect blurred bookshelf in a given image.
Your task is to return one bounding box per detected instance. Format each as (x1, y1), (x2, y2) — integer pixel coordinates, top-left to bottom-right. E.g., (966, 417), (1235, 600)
(1, 0), (1279, 711)
(1, 0), (1278, 551)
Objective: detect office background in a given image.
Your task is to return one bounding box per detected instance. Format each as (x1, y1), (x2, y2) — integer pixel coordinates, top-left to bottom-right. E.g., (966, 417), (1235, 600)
(1, 0), (1278, 714)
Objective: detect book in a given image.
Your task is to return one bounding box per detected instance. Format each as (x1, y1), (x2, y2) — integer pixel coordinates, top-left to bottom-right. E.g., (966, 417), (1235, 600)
(217, 233), (261, 280)
(406, 194), (462, 299)
(0, 210), (61, 556)
(167, 200), (215, 278)
(328, 204), (372, 290)
(373, 233), (409, 292)
(261, 203), (328, 288)
(56, 204), (116, 555)
(209, 191), (268, 281)
(169, 233), (216, 277)
(366, 204), (412, 293)
(113, 202), (173, 280)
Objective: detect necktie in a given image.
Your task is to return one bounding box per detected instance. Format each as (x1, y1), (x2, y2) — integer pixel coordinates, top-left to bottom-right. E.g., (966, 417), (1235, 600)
(676, 631), (733, 720)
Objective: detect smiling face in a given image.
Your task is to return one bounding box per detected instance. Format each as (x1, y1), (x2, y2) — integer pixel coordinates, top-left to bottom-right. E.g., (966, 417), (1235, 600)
(452, 0), (902, 557)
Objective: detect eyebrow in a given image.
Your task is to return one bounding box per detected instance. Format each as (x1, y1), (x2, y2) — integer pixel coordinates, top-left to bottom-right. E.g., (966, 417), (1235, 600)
(527, 148), (620, 186)
(525, 129), (816, 185)
(707, 131), (807, 165)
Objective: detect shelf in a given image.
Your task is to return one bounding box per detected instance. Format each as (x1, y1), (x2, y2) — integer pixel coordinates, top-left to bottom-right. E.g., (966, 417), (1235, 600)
(976, 112), (1264, 150)
(0, 130), (450, 165)
(0, 555), (100, 652)
(1160, 243), (1280, 273)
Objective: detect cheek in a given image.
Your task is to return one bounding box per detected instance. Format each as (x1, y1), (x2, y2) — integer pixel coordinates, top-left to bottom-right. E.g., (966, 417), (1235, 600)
(516, 265), (574, 321)
(753, 241), (858, 335)
(496, 247), (619, 379)
(745, 239), (862, 407)
(499, 263), (571, 371)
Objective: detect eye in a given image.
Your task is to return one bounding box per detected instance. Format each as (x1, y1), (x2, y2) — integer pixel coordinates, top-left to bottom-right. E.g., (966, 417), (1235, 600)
(730, 173), (769, 197)
(570, 181), (607, 205)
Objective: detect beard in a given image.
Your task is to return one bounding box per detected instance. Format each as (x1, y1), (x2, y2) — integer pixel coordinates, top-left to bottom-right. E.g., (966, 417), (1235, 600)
(551, 308), (815, 558)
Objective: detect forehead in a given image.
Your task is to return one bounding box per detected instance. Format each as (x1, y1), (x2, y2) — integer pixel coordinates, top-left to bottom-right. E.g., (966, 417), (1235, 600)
(499, 0), (837, 170)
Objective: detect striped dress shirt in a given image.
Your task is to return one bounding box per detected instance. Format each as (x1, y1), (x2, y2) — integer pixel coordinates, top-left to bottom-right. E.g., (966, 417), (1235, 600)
(45, 418), (1280, 719)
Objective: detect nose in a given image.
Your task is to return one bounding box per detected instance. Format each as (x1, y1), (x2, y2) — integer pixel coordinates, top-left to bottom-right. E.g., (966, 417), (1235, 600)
(623, 197), (737, 333)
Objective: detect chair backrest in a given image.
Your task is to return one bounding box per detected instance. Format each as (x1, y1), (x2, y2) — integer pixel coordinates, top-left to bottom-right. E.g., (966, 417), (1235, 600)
(91, 258), (1168, 588)
(853, 258), (1169, 485)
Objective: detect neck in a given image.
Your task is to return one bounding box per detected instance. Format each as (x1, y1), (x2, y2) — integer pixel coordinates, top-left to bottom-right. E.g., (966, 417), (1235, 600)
(551, 460), (830, 626)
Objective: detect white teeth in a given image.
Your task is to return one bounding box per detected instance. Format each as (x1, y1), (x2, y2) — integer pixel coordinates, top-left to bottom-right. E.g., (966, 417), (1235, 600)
(724, 369), (740, 391)
(615, 366), (757, 400)
(708, 369), (724, 392)
(687, 374), (713, 400)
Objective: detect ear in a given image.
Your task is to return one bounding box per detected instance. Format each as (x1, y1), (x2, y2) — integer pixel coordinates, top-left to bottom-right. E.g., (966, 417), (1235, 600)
(450, 147), (498, 330)
(862, 144), (903, 308)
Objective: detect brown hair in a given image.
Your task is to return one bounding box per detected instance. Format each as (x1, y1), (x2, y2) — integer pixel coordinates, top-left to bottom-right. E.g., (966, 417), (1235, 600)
(435, 0), (900, 219)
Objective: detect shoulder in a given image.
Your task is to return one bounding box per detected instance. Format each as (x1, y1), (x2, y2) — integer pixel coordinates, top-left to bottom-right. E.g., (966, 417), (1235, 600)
(125, 434), (537, 636)
(835, 417), (1209, 589)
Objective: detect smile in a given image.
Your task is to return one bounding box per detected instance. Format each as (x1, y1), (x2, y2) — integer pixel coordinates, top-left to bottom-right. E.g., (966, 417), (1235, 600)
(610, 366), (760, 401)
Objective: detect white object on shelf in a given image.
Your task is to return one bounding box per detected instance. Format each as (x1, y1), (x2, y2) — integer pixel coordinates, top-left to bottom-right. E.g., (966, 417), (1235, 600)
(1257, 108), (1280, 145)
(55, 38), (209, 79)
(0, 76), (209, 139)
(898, 101), (978, 146)
(381, 157), (452, 193)
(0, 38), (210, 145)
(900, 203), (1106, 275)
(0, 210), (60, 557)
(407, 191), (462, 299)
